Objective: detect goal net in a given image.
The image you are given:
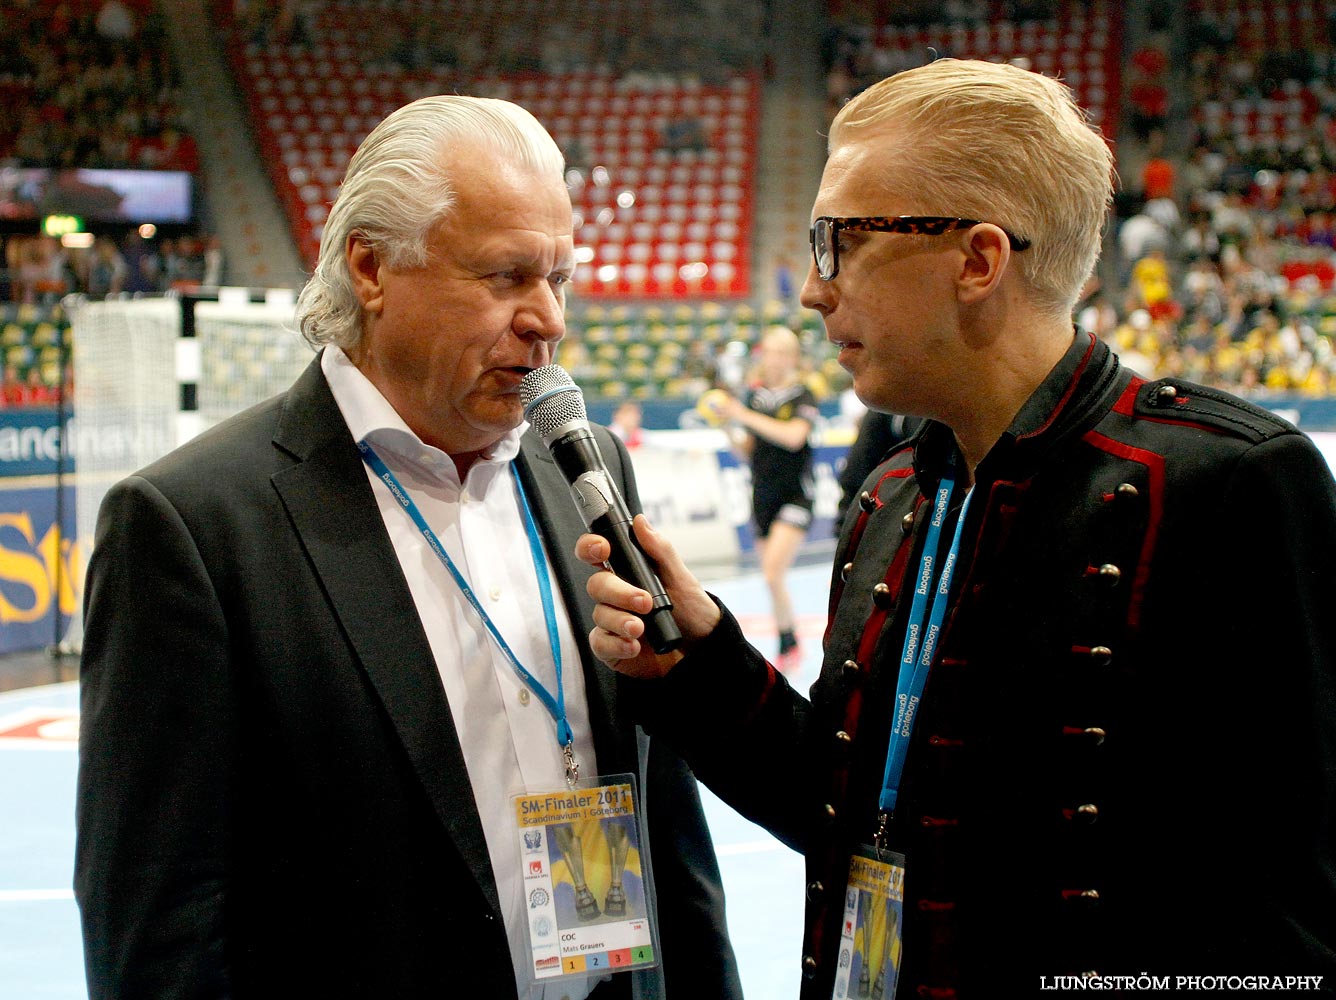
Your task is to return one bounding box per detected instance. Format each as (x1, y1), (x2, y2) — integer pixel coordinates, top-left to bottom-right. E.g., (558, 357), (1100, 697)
(65, 291), (313, 649)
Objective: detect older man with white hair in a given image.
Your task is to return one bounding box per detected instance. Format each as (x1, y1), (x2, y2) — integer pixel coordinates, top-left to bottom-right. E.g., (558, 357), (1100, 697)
(76, 94), (741, 1000)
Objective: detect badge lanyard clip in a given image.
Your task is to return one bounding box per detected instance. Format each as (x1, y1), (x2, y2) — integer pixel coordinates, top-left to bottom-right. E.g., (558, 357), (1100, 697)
(358, 440), (580, 786)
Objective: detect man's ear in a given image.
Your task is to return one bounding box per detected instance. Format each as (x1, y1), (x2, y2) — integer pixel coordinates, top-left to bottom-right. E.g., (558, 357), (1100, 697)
(957, 224), (1011, 305)
(347, 234), (385, 314)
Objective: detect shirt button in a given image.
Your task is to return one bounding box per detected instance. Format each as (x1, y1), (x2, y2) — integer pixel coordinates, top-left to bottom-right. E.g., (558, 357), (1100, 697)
(518, 689), (531, 706)
(489, 585), (502, 601)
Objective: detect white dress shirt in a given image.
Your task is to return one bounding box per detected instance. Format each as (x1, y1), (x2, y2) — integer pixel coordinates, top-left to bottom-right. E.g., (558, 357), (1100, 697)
(323, 347), (600, 1000)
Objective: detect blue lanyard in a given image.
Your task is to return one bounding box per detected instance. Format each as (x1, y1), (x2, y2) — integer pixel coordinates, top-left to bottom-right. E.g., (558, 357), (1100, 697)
(357, 440), (579, 785)
(877, 463), (973, 827)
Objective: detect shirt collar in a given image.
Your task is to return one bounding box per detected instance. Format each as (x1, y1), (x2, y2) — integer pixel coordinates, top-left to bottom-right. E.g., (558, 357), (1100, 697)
(321, 346), (526, 481)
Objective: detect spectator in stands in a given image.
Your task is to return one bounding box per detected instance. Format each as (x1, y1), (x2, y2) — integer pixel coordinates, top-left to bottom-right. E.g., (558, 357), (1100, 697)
(133, 126), (199, 173)
(661, 115), (709, 155)
(201, 235), (224, 287)
(94, 0), (136, 44)
(76, 93), (741, 1000)
(1210, 191), (1257, 247)
(156, 238), (188, 291)
(1, 364), (27, 408)
(85, 237), (127, 298)
(1117, 203), (1172, 281)
(609, 399), (644, 449)
(1130, 248), (1174, 314)
(1180, 210), (1222, 263)
(1139, 130), (1175, 202)
(576, 58), (1336, 997)
(12, 236), (69, 305)
(942, 0), (987, 26)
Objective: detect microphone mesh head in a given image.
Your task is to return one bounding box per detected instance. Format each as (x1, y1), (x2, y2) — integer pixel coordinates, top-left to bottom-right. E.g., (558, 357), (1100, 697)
(521, 365), (587, 436)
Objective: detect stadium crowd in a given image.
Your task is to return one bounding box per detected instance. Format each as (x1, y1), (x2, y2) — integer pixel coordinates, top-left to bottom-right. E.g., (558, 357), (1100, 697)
(5, 0), (1336, 408)
(1, 233), (223, 305)
(0, 0), (195, 172)
(1103, 11), (1336, 397)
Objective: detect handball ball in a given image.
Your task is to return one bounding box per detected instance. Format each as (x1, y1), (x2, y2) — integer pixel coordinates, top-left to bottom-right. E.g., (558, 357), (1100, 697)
(696, 388), (731, 426)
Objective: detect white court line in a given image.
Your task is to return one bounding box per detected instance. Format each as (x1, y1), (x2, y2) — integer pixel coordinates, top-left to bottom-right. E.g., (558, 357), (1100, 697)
(714, 838), (788, 857)
(0, 888), (75, 901)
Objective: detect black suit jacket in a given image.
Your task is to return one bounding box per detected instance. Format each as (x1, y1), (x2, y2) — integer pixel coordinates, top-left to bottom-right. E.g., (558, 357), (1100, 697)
(75, 357), (742, 999)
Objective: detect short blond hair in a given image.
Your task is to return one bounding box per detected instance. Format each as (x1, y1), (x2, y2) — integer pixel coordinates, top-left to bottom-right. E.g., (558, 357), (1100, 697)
(830, 59), (1114, 317)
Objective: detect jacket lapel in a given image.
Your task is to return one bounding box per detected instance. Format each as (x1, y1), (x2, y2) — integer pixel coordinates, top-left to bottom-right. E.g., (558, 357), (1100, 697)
(268, 358), (500, 915)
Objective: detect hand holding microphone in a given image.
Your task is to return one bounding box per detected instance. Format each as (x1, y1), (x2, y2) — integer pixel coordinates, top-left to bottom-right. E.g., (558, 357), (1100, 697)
(521, 366), (683, 654)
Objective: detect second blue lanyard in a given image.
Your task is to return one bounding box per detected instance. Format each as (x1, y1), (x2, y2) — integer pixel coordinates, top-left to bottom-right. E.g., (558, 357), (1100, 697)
(878, 464), (973, 818)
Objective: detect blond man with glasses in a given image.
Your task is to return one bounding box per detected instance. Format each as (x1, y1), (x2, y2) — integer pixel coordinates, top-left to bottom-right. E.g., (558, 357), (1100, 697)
(578, 59), (1336, 997)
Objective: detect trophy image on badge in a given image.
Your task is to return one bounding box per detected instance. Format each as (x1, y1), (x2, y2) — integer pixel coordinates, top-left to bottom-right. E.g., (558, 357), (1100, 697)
(554, 823), (600, 920)
(853, 885), (901, 999)
(551, 816), (639, 924)
(603, 821), (631, 916)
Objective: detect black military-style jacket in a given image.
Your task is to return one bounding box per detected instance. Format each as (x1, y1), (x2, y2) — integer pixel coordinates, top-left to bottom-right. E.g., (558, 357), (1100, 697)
(629, 333), (1336, 998)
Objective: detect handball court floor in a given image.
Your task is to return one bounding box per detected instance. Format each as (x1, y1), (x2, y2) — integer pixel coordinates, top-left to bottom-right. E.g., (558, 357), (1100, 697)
(0, 556), (834, 999)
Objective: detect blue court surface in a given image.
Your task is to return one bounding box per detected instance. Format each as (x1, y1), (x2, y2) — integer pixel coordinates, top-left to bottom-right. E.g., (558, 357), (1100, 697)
(0, 561), (832, 999)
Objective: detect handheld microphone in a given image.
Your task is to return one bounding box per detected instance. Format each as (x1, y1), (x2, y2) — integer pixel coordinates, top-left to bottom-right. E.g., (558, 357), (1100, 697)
(520, 365), (683, 654)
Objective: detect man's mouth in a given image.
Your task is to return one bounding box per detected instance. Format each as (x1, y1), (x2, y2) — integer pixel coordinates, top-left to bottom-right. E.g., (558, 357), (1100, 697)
(492, 365), (537, 391)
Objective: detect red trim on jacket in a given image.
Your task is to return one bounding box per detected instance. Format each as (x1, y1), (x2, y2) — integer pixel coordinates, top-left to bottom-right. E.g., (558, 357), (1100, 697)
(1017, 332), (1099, 440)
(1081, 430), (1164, 631)
(1112, 377), (1146, 416)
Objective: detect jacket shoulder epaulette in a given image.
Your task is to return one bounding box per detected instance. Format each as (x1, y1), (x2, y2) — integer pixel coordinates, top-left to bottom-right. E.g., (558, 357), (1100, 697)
(1132, 378), (1299, 443)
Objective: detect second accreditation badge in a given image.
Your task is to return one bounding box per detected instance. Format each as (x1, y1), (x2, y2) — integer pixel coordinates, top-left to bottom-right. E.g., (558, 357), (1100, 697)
(513, 774), (660, 982)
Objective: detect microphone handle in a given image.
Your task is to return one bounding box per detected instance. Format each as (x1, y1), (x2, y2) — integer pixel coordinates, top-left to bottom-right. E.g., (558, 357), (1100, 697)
(587, 510), (683, 655)
(548, 430), (683, 654)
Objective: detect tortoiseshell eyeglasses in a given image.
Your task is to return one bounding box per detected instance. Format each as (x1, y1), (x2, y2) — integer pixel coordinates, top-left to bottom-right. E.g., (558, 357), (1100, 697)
(809, 215), (1032, 280)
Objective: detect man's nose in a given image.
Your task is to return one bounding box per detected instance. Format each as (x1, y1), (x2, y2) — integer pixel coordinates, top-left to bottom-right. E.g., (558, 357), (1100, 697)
(799, 258), (830, 314)
(517, 282), (566, 343)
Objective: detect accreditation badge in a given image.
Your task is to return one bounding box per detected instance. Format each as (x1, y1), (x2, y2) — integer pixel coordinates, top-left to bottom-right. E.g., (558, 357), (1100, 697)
(831, 846), (905, 1000)
(513, 773), (660, 982)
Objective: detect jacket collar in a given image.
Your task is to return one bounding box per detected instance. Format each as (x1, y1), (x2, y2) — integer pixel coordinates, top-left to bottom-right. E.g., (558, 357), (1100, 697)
(912, 331), (1123, 487)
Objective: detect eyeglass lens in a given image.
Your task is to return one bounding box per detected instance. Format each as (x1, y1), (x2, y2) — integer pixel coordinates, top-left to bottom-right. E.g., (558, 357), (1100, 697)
(813, 219), (836, 279)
